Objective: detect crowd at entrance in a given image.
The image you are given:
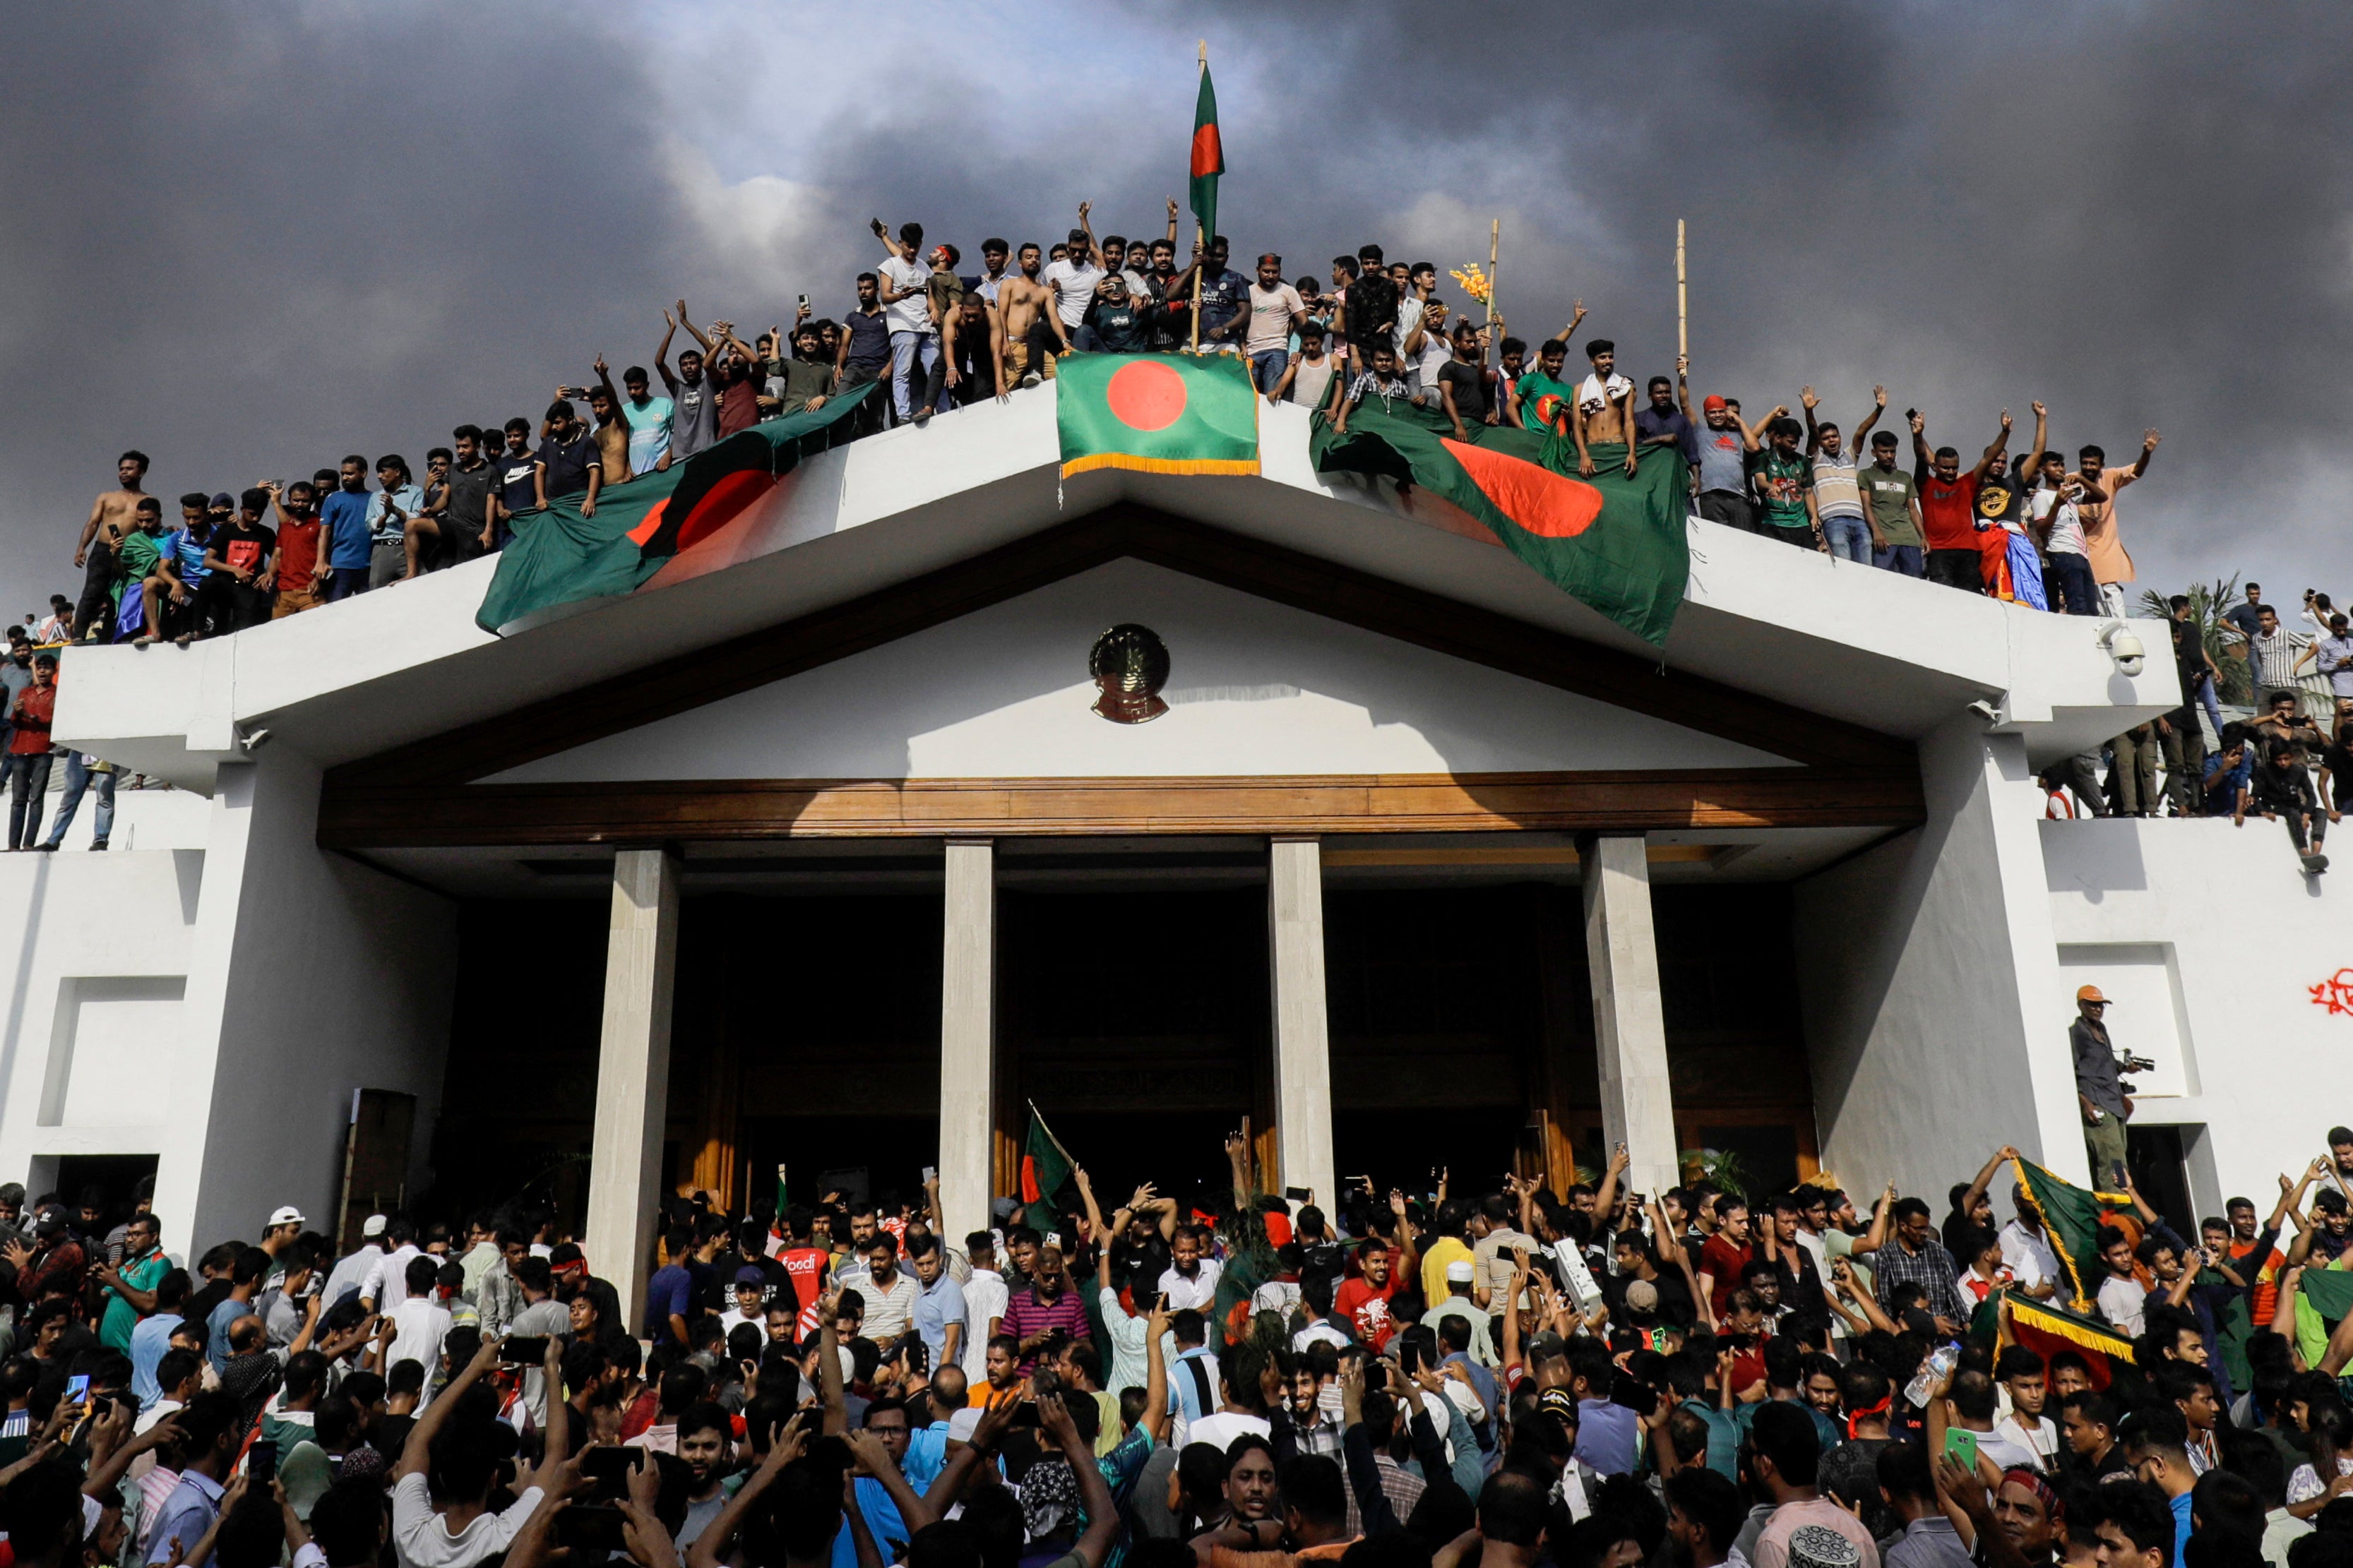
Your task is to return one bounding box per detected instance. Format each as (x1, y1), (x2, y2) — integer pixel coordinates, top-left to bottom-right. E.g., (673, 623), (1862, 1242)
(1, 978), (2348, 1568)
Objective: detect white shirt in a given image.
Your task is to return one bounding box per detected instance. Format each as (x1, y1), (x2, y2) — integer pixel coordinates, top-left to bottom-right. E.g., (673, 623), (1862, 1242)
(1245, 283), (1304, 356)
(963, 1268), (1009, 1386)
(1393, 295), (1424, 356)
(2031, 484), (2086, 556)
(1293, 1322), (1352, 1353)
(1251, 1279), (1302, 1316)
(388, 1297), (453, 1386)
(325, 1245), (384, 1307)
(1040, 259), (1104, 328)
(391, 1472), (543, 1568)
(881, 256), (932, 335)
(1183, 1411), (1272, 1452)
(1158, 1258), (1222, 1310)
(1998, 1220), (2061, 1295)
(363, 1244), (424, 1312)
(1988, 1413), (2061, 1471)
(2097, 1274), (2145, 1337)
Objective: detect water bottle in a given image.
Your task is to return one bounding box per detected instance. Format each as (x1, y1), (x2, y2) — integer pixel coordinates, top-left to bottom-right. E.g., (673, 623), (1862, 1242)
(1906, 1343), (1958, 1408)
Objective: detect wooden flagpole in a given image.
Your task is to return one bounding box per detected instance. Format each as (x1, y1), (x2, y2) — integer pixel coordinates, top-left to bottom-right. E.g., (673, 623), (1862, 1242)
(1486, 218), (1500, 332)
(1676, 219), (1688, 363)
(1190, 40), (1205, 353)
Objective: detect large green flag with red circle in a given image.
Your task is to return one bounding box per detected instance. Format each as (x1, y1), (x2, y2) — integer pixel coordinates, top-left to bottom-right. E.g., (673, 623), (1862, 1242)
(1056, 352), (1261, 479)
(474, 383), (874, 634)
(1310, 395), (1692, 646)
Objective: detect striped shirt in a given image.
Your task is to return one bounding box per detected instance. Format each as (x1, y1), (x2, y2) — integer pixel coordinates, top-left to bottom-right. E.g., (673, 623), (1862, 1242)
(2252, 629), (2299, 690)
(999, 1286), (1090, 1370)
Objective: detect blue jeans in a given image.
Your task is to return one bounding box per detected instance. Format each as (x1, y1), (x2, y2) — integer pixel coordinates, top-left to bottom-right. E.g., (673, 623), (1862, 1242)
(1873, 543), (1925, 577)
(42, 755), (112, 849)
(888, 330), (944, 421)
(1822, 514), (1872, 563)
(2196, 672), (2224, 743)
(2047, 551), (2100, 615)
(326, 565), (369, 602)
(1249, 349), (1289, 395)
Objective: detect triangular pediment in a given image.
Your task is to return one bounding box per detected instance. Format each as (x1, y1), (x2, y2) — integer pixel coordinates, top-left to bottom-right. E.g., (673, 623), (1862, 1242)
(487, 556), (1793, 785)
(319, 508), (1920, 846)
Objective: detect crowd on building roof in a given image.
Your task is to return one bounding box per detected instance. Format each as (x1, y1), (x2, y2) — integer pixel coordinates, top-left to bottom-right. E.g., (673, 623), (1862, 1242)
(5, 1055), (2353, 1568)
(16, 206), (2353, 857)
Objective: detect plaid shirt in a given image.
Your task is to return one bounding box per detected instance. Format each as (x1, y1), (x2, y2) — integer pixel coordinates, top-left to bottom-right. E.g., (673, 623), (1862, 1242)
(1873, 1235), (1968, 1324)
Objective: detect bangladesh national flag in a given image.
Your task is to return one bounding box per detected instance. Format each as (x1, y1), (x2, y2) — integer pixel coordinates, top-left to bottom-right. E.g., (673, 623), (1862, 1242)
(2008, 1156), (2134, 1313)
(1020, 1103), (1077, 1206)
(1056, 352), (1260, 479)
(474, 383), (874, 635)
(1190, 62), (1224, 250)
(1311, 397), (1691, 645)
(1998, 1289), (2137, 1389)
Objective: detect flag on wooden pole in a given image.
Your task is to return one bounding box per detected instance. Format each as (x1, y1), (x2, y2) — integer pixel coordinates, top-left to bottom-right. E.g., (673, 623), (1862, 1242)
(1189, 46), (1223, 257)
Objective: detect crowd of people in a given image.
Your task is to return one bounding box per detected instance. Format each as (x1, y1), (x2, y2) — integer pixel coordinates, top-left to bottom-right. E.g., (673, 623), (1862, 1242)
(2044, 584), (2352, 874)
(4, 1076), (2353, 1568)
(49, 205), (2199, 645)
(23, 205), (2349, 861)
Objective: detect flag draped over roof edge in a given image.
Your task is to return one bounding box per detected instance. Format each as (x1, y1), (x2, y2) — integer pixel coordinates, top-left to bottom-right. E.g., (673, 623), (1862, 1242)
(1056, 352), (1259, 478)
(2008, 1156), (2133, 1314)
(1020, 1103), (1076, 1206)
(474, 383), (873, 635)
(1309, 397), (1691, 646)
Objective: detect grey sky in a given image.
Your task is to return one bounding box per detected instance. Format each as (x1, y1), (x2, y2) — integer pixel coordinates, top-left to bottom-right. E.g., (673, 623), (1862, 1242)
(3, 1), (2345, 633)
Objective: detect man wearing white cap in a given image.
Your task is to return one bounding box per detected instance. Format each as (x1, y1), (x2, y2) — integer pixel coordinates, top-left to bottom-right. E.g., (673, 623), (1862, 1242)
(1422, 1259), (1499, 1367)
(323, 1215), (388, 1309)
(2070, 986), (2129, 1187)
(261, 1205), (306, 1288)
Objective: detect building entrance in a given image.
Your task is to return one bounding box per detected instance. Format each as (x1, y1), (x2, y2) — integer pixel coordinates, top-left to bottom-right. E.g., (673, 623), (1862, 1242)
(428, 868), (1823, 1235)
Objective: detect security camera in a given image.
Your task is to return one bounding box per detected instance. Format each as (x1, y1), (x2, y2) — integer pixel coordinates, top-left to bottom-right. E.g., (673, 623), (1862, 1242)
(236, 726), (271, 753)
(1967, 700), (2001, 724)
(2098, 621), (2145, 677)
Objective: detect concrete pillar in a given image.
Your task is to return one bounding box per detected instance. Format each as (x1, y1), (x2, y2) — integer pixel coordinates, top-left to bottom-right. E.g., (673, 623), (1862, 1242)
(938, 840), (996, 1246)
(1268, 838), (1337, 1207)
(585, 848), (679, 1334)
(1578, 833), (1679, 1199)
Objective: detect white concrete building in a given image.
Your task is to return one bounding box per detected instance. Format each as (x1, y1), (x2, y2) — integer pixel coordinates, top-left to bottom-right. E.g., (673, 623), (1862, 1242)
(1, 395), (2337, 1323)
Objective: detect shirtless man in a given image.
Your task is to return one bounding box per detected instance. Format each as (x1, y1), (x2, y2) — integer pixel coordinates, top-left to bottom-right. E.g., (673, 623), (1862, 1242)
(72, 451), (153, 640)
(585, 357), (634, 485)
(995, 242), (1066, 388)
(1573, 338), (1640, 477)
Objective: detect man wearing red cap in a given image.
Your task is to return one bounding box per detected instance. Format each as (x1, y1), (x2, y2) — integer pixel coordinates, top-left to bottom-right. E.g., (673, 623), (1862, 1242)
(2070, 987), (2129, 1185)
(1693, 393), (1759, 532)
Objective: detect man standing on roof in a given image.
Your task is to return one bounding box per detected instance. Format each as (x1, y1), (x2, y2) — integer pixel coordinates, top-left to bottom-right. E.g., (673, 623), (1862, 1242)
(1910, 408), (2013, 594)
(2071, 987), (2130, 1188)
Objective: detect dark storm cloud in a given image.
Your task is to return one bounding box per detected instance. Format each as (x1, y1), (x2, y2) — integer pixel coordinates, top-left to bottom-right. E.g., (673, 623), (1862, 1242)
(4, 2), (2347, 623)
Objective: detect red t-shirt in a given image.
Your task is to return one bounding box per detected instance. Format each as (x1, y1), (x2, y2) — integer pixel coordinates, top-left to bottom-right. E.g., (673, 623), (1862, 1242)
(275, 519), (322, 590)
(770, 1245), (830, 1334)
(1918, 470), (1982, 551)
(8, 685), (54, 755)
(1334, 1276), (1402, 1351)
(1698, 1235), (1753, 1318)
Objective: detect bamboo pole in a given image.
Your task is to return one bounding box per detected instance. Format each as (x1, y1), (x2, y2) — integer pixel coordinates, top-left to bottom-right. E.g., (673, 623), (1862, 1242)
(1676, 219), (1688, 362)
(1487, 218), (1500, 331)
(1191, 41), (1205, 353)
